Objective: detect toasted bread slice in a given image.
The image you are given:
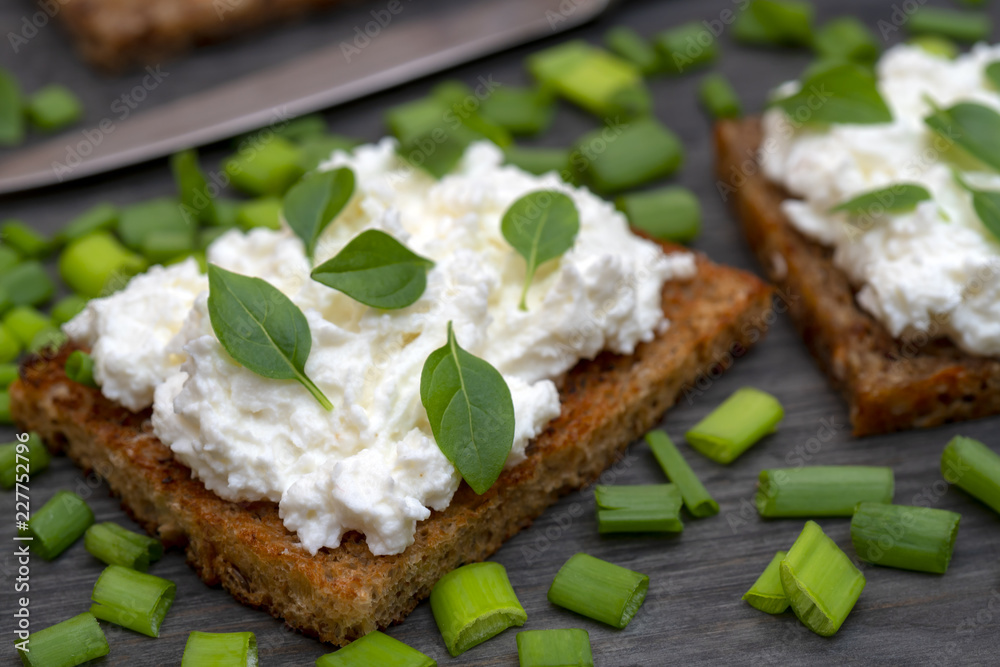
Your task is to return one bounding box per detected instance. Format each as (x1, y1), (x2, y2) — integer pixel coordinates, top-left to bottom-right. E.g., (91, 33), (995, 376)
(715, 118), (1000, 436)
(10, 245), (771, 646)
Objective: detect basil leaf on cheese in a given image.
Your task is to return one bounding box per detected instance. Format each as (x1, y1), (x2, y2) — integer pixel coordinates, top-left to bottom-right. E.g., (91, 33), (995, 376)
(207, 264), (332, 411)
(283, 167), (355, 259)
(420, 321), (515, 495)
(310, 229), (434, 309)
(925, 101), (1000, 173)
(830, 184), (931, 215)
(772, 62), (892, 125)
(954, 173), (1000, 244)
(500, 190), (580, 311)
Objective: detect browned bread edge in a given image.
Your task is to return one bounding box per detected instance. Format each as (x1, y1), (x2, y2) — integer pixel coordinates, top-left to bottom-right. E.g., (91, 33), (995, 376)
(10, 245), (772, 646)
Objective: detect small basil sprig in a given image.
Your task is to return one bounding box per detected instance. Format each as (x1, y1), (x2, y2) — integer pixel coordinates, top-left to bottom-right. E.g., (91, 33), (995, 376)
(772, 62), (892, 125)
(925, 101), (1000, 173)
(420, 321), (515, 495)
(207, 264), (332, 411)
(830, 183), (931, 215)
(311, 229), (434, 309)
(501, 190), (580, 310)
(985, 62), (1000, 90)
(954, 172), (1000, 244)
(283, 167), (355, 258)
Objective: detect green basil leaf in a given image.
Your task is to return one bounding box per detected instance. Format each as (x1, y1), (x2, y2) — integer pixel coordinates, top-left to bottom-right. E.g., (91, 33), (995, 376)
(954, 173), (1000, 244)
(772, 62), (892, 125)
(925, 101), (1000, 172)
(500, 190), (580, 310)
(985, 62), (1000, 90)
(830, 183), (931, 215)
(207, 264), (332, 410)
(420, 321), (515, 495)
(283, 167), (355, 258)
(310, 229), (434, 309)
(171, 149), (219, 226)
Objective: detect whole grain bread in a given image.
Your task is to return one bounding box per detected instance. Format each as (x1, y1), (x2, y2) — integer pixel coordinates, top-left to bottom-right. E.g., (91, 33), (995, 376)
(58, 0), (341, 71)
(10, 245), (771, 646)
(715, 117), (1000, 437)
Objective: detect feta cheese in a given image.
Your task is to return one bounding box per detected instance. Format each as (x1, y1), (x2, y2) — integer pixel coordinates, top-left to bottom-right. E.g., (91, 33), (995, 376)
(761, 44), (1000, 357)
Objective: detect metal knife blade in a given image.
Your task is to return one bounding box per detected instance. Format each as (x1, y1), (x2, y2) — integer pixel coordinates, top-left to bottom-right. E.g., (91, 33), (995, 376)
(0, 0), (610, 196)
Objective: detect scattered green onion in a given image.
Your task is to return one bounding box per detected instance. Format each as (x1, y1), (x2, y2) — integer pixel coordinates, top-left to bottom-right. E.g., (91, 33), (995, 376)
(85, 521), (163, 571)
(755, 466), (894, 518)
(298, 134), (360, 171)
(516, 628), (593, 667)
(0, 362), (17, 387)
(0, 324), (19, 362)
(0, 432), (50, 489)
(742, 551), (790, 614)
(65, 350), (97, 388)
(25, 84), (83, 132)
(851, 502), (960, 574)
(225, 136), (305, 195)
(906, 7), (992, 43)
(813, 17), (880, 64)
(274, 113), (328, 144)
(573, 117), (683, 194)
(615, 186), (702, 243)
(21, 490), (94, 560)
(478, 86), (555, 136)
(698, 73), (743, 120)
(941, 435), (1000, 515)
(58, 231), (147, 298)
(645, 431), (718, 517)
(212, 198), (241, 228)
(236, 197), (283, 231)
(29, 327), (67, 354)
(604, 26), (660, 74)
(655, 23), (718, 75)
(685, 387), (784, 464)
(56, 203), (120, 244)
(735, 0), (815, 48)
(141, 228), (197, 264)
(182, 631), (258, 666)
(908, 35), (959, 59)
(595, 484), (683, 533)
(50, 295), (88, 327)
(315, 630), (436, 667)
(0, 389), (10, 423)
(0, 260), (55, 307)
(386, 96), (471, 179)
(3, 306), (52, 347)
(430, 562), (526, 657)
(780, 521), (865, 636)
(0, 245), (20, 274)
(547, 553), (648, 629)
(199, 226), (231, 251)
(90, 564), (176, 637)
(117, 198), (194, 252)
(503, 146), (570, 177)
(2, 220), (51, 258)
(0, 67), (25, 146)
(16, 612), (109, 667)
(172, 149), (219, 226)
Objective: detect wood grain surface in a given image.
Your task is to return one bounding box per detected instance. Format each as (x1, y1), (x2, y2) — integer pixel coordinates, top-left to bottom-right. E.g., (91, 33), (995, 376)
(2, 0), (1000, 665)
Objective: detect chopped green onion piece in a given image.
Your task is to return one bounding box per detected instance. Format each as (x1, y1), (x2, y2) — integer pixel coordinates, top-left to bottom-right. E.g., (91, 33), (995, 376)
(813, 17), (880, 64)
(685, 387), (784, 464)
(315, 630), (436, 667)
(0, 245), (20, 274)
(430, 562), (526, 657)
(906, 7), (992, 43)
(528, 41), (651, 119)
(25, 85), (83, 132)
(85, 521), (163, 571)
(172, 149), (219, 226)
(3, 306), (52, 347)
(21, 490), (94, 560)
(851, 502), (960, 574)
(655, 23), (719, 75)
(0, 324), (20, 362)
(236, 197), (283, 231)
(780, 521), (865, 637)
(573, 118), (683, 195)
(0, 67), (25, 146)
(57, 203), (119, 244)
(298, 135), (359, 171)
(181, 631), (258, 666)
(742, 551), (790, 614)
(50, 295), (88, 327)
(2, 220), (51, 258)
(275, 113), (328, 144)
(645, 430), (718, 517)
(615, 186), (701, 243)
(0, 286), (10, 318)
(735, 0), (815, 47)
(199, 226), (231, 251)
(0, 389), (10, 423)
(16, 612), (109, 667)
(0, 362), (17, 387)
(90, 564), (176, 637)
(59, 231), (147, 298)
(0, 432), (50, 489)
(516, 628), (593, 667)
(755, 466), (894, 517)
(117, 198), (194, 251)
(698, 73), (743, 120)
(224, 136), (306, 195)
(213, 198), (240, 228)
(595, 484), (683, 533)
(547, 553), (648, 629)
(141, 228), (197, 264)
(65, 350), (97, 388)
(604, 26), (660, 74)
(942, 435), (1000, 515)
(478, 86), (554, 136)
(386, 97), (471, 179)
(0, 260), (55, 307)
(29, 326), (67, 354)
(503, 146), (570, 177)
(908, 35), (959, 59)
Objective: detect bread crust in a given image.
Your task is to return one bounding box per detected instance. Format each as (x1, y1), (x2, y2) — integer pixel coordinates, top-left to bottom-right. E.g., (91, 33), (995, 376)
(715, 117), (1000, 436)
(10, 245), (771, 646)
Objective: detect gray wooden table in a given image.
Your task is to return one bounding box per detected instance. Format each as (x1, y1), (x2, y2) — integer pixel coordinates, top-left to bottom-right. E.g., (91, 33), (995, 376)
(2, 0), (1000, 664)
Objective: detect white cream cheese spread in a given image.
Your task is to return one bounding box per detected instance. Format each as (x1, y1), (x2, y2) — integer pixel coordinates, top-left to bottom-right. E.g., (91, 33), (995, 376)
(761, 43), (1000, 357)
(66, 140), (696, 555)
